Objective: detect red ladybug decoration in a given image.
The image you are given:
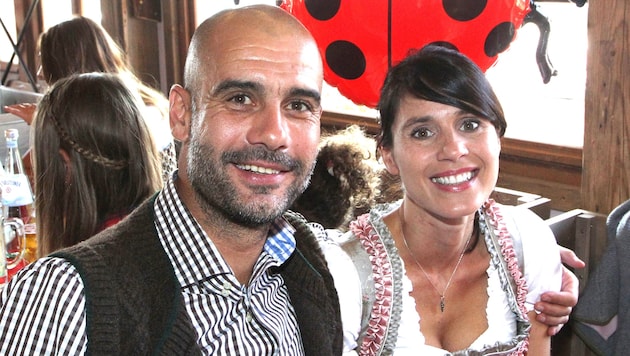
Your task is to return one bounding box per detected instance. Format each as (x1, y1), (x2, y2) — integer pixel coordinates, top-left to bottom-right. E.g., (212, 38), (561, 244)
(281, 0), (565, 108)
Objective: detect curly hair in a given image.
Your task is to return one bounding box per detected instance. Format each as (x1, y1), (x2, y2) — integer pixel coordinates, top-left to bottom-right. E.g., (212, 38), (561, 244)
(291, 125), (382, 230)
(376, 168), (404, 204)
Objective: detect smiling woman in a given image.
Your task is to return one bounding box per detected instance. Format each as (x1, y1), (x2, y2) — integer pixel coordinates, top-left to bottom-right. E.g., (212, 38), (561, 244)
(328, 44), (564, 355)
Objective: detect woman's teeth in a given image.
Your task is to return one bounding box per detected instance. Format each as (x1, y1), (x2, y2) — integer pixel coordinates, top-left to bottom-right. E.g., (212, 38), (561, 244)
(431, 171), (473, 185)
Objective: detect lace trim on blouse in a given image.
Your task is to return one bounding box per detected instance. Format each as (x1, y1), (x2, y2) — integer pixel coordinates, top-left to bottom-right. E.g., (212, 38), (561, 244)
(350, 201), (403, 356)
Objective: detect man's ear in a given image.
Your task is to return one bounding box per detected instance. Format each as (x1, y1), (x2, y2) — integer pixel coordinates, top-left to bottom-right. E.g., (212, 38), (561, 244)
(169, 84), (192, 143)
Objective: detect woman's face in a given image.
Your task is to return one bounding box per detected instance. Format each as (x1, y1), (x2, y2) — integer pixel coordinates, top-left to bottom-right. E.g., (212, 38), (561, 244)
(381, 95), (500, 221)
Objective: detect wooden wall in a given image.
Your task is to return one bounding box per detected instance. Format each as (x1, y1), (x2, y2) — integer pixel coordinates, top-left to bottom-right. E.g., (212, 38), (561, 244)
(581, 0), (630, 214)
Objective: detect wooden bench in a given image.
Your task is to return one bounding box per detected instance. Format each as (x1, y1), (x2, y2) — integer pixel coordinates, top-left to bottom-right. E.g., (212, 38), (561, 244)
(546, 209), (608, 289)
(546, 209), (608, 356)
(491, 186), (552, 219)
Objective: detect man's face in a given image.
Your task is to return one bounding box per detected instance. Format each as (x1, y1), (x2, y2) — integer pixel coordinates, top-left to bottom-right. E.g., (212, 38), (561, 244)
(184, 28), (323, 227)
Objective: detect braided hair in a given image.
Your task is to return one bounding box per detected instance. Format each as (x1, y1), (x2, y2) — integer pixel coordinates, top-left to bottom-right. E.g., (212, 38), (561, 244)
(33, 73), (163, 256)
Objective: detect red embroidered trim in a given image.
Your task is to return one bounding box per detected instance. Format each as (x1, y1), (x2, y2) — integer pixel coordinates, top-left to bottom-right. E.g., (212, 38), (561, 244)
(483, 199), (530, 355)
(350, 214), (394, 356)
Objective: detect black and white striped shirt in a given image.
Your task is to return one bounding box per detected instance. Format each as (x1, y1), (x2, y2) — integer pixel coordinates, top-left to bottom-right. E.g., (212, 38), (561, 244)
(0, 178), (305, 355)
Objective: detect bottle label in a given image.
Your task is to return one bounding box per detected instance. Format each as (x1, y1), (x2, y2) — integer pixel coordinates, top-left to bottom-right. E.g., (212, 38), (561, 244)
(24, 223), (36, 234)
(1, 174), (33, 206)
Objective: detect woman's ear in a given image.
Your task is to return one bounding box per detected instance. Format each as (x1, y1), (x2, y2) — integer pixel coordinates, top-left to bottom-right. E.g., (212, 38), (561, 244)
(169, 84), (192, 143)
(379, 145), (400, 176)
(59, 149), (71, 185)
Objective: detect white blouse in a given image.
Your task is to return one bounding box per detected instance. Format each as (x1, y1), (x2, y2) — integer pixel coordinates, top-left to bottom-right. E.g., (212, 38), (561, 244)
(319, 202), (562, 355)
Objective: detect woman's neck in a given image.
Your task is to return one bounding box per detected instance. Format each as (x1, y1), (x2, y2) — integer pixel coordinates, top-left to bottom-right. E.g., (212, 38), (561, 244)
(388, 200), (478, 271)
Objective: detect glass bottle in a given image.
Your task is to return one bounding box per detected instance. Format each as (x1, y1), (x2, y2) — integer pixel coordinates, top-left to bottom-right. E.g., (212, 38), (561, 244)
(0, 206), (7, 289)
(2, 129), (36, 264)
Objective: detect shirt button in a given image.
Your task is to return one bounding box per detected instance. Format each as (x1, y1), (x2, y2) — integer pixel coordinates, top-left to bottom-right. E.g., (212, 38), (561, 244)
(246, 311), (253, 323)
(221, 282), (231, 297)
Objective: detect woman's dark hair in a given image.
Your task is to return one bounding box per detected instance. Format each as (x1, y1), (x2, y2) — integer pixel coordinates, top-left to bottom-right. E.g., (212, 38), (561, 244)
(377, 45), (507, 149)
(33, 73), (162, 256)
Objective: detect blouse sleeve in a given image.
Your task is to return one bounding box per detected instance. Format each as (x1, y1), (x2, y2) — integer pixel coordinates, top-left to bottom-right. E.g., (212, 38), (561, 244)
(317, 228), (362, 355)
(503, 206), (563, 312)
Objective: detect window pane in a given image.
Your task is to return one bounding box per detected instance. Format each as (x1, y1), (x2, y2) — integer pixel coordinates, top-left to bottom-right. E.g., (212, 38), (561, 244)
(0, 0), (19, 66)
(486, 2), (588, 148)
(41, 0), (73, 30)
(81, 0), (102, 24)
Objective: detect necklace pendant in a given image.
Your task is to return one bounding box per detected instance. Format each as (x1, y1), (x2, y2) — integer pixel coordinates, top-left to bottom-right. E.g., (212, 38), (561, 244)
(440, 296), (445, 312)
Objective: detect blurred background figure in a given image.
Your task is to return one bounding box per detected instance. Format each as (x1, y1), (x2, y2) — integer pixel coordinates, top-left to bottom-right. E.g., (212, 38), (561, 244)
(32, 73), (162, 257)
(4, 16), (176, 183)
(291, 124), (382, 232)
(573, 198), (630, 355)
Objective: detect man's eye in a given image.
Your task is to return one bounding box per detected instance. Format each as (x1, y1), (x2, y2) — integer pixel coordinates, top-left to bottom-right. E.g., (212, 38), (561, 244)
(289, 101), (312, 112)
(229, 94), (252, 105)
(411, 127), (433, 139)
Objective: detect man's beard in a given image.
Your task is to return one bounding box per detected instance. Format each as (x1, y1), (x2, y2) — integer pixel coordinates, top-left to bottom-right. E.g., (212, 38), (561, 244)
(187, 138), (314, 227)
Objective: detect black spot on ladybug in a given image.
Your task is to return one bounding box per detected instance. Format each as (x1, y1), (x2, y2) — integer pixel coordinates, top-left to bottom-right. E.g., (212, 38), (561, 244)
(484, 22), (515, 57)
(426, 41), (459, 52)
(305, 0), (341, 21)
(326, 40), (366, 80)
(442, 0), (487, 21)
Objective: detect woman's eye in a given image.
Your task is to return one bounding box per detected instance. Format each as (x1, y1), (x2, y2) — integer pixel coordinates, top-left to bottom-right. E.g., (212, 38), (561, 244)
(461, 119), (480, 131)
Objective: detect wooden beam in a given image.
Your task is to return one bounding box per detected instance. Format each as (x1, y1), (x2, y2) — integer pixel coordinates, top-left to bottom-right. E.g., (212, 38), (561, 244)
(582, 0), (630, 214)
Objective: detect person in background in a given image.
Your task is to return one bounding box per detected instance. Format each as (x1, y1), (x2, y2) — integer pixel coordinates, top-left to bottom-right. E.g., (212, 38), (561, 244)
(31, 72), (162, 257)
(291, 124), (381, 231)
(0, 5), (341, 355)
(332, 45), (573, 355)
(572, 198), (630, 355)
(4, 16), (176, 182)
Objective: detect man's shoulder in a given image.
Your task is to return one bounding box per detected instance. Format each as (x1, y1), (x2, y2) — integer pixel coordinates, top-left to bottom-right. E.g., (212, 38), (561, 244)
(4, 256), (82, 297)
(16, 256), (80, 277)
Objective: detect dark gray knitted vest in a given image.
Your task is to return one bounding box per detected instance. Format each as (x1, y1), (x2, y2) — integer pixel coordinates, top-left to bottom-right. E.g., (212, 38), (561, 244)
(53, 197), (343, 355)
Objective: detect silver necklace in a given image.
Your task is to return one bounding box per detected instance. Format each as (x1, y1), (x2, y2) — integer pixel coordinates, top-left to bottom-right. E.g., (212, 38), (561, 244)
(399, 209), (474, 313)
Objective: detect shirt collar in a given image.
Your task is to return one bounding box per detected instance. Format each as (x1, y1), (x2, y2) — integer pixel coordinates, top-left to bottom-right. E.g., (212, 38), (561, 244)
(154, 173), (297, 287)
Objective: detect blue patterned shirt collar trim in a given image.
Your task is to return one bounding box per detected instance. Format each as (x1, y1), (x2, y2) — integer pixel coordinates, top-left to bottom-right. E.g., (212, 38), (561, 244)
(265, 217), (296, 264)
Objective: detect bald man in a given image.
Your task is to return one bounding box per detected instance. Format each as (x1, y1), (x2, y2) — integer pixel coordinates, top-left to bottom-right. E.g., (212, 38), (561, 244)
(0, 5), (341, 355)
